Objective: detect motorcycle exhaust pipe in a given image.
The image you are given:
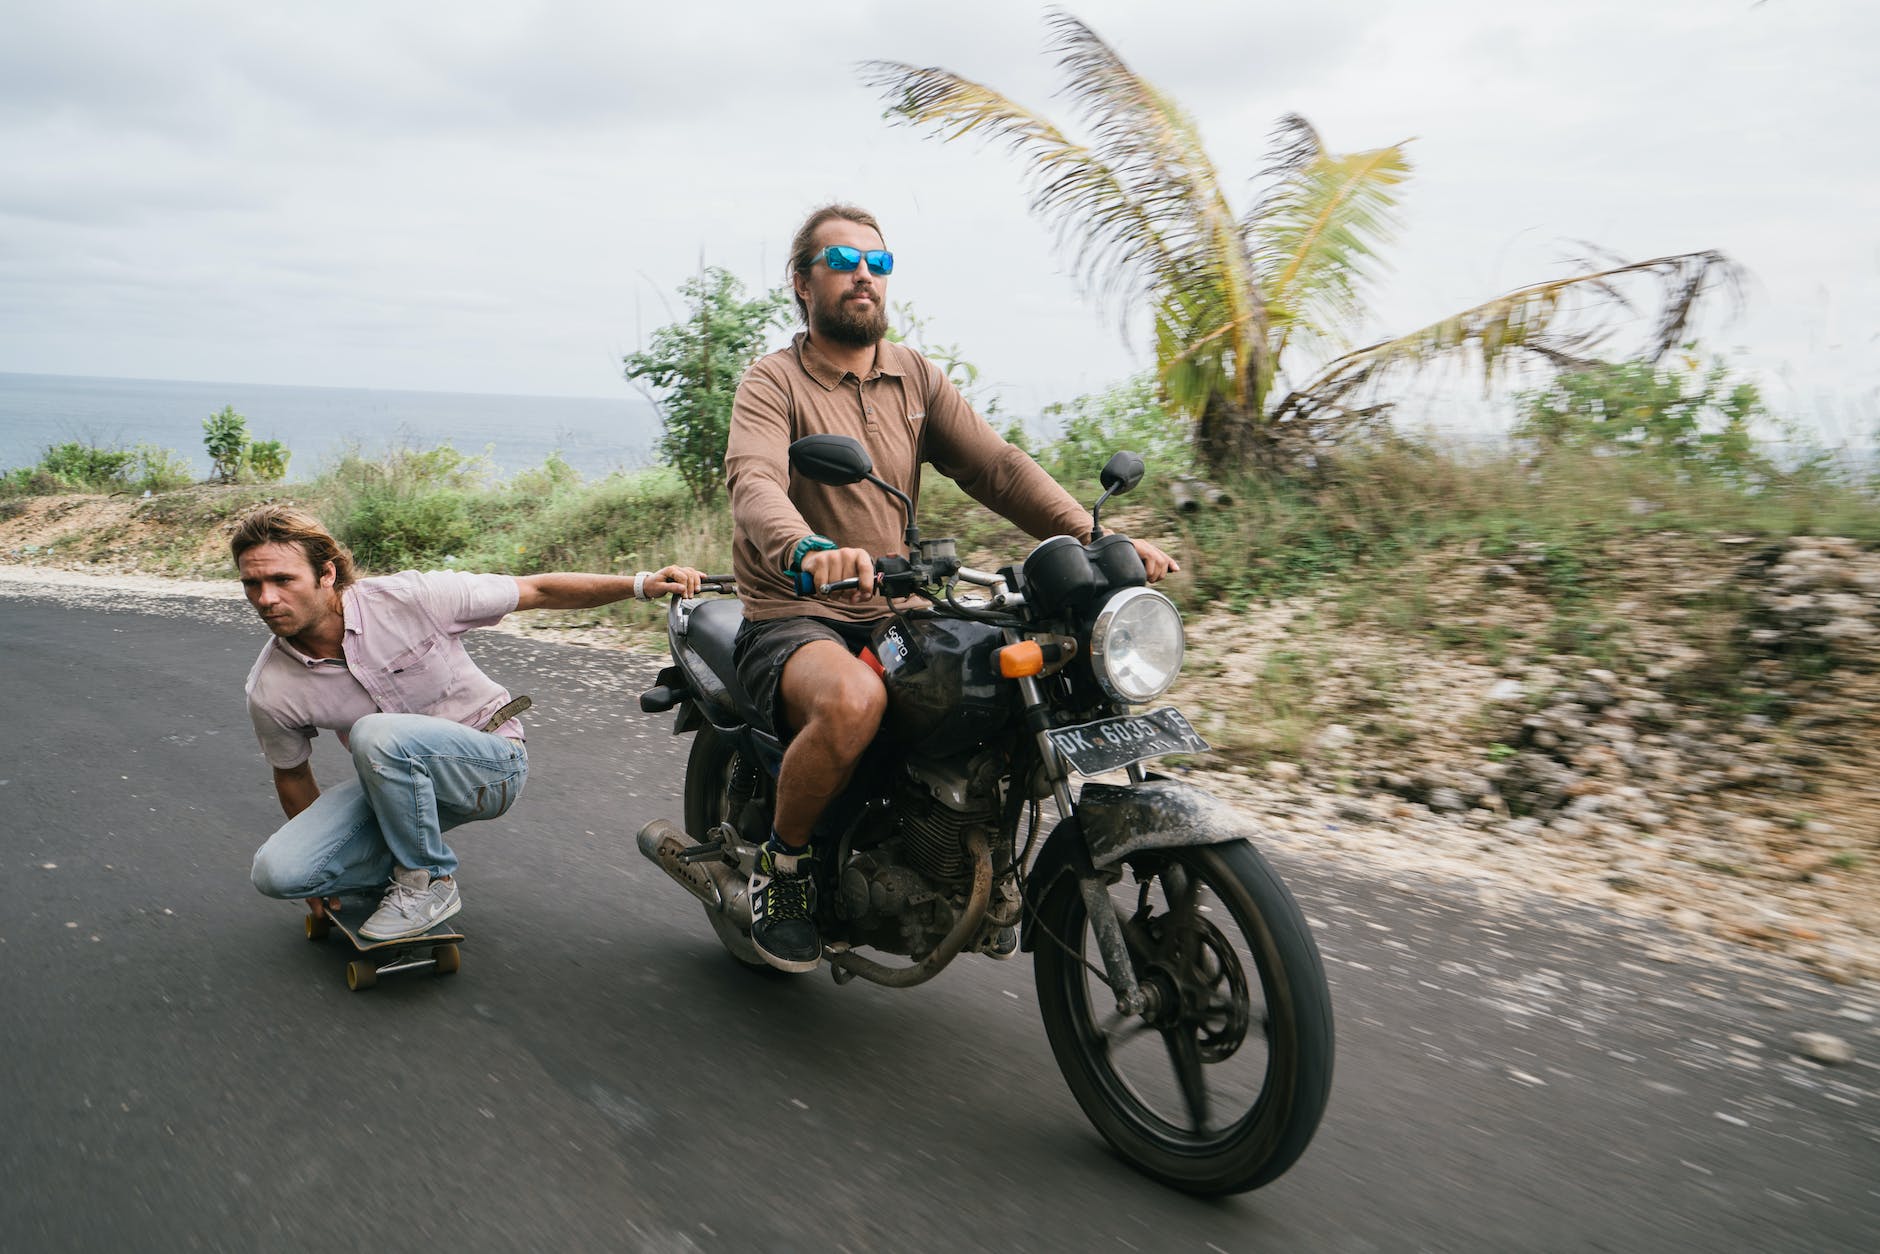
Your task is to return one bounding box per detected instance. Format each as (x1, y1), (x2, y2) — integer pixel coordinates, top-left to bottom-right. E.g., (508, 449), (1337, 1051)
(636, 819), (750, 926)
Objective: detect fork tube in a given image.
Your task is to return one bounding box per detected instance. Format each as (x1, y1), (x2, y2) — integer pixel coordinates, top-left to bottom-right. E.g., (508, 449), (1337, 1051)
(1011, 635), (1146, 1017)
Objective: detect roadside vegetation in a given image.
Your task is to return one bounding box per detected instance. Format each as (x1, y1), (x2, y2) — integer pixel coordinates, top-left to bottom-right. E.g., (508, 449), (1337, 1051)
(2, 403), (290, 514)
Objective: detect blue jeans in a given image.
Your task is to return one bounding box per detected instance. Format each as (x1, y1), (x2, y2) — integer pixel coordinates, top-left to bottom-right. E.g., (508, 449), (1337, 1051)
(251, 713), (527, 899)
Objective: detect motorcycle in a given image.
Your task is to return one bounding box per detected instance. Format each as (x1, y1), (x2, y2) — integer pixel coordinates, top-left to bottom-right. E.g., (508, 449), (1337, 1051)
(635, 434), (1333, 1195)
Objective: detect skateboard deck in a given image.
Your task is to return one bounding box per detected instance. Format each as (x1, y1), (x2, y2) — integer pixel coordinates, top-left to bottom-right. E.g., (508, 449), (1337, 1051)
(303, 893), (465, 991)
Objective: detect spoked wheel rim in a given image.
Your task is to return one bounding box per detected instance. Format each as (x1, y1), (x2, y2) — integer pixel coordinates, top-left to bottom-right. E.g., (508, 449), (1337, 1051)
(1055, 853), (1278, 1152)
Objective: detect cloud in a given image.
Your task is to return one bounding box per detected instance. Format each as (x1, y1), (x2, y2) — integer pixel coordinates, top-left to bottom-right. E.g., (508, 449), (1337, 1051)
(0, 0), (1872, 426)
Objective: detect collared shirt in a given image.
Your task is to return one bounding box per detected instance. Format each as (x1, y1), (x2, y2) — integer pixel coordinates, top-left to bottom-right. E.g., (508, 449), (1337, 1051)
(244, 570), (522, 770)
(725, 331), (1091, 622)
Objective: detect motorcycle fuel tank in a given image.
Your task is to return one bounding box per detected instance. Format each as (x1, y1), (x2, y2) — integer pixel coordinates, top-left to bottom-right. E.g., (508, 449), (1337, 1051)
(869, 614), (1011, 757)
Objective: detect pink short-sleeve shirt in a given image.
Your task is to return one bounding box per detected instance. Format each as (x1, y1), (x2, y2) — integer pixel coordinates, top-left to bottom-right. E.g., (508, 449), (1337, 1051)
(244, 570), (522, 770)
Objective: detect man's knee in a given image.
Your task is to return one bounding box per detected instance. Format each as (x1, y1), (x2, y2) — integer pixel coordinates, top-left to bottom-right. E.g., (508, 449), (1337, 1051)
(348, 712), (411, 770)
(251, 840), (307, 899)
(789, 650), (886, 752)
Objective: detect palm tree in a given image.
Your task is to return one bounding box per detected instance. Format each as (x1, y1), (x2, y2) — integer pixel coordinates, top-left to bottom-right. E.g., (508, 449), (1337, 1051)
(860, 10), (1734, 476)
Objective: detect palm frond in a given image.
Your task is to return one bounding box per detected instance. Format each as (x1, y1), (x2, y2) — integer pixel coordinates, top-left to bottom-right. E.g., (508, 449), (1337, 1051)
(1248, 113), (1410, 359)
(1044, 10), (1268, 405)
(1270, 250), (1740, 430)
(859, 9), (1271, 412)
(857, 58), (1177, 318)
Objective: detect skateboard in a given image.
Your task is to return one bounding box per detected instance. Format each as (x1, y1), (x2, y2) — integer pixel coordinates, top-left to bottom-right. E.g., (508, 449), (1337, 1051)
(303, 894), (465, 992)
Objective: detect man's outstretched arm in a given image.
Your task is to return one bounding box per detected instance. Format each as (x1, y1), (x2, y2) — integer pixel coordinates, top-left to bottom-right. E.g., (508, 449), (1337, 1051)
(513, 565), (705, 612)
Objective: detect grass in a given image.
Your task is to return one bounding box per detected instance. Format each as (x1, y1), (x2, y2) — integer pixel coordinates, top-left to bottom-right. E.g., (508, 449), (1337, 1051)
(13, 401), (1876, 718)
(271, 427), (1880, 688)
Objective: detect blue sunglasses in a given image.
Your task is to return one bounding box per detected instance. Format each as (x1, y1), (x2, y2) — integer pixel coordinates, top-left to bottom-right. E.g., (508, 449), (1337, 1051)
(822, 245), (895, 276)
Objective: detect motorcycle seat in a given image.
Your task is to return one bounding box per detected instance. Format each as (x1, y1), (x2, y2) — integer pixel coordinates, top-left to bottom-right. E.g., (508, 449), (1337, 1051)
(679, 597), (769, 732)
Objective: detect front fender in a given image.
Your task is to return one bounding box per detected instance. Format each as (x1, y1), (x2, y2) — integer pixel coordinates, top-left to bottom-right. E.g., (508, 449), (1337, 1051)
(1019, 779), (1258, 952)
(1076, 779), (1260, 870)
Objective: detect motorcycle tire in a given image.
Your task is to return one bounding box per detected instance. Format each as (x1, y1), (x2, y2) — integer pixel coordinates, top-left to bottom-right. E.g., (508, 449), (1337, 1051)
(1032, 838), (1333, 1195)
(682, 725), (777, 975)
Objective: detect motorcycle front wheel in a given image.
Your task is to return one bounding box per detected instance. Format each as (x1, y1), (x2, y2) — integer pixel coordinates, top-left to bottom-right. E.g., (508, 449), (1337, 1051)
(1033, 839), (1333, 1195)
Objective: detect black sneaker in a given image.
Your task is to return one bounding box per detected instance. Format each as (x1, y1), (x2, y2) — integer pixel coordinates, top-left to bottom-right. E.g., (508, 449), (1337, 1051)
(750, 839), (820, 973)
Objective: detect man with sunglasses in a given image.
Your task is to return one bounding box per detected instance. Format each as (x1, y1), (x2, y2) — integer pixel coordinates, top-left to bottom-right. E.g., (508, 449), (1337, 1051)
(723, 203), (1179, 973)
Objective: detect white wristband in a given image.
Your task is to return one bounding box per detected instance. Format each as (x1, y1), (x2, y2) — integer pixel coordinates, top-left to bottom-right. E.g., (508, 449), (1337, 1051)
(633, 571), (650, 601)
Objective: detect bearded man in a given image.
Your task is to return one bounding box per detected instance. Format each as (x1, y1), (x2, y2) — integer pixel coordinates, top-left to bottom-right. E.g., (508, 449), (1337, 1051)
(723, 203), (1178, 972)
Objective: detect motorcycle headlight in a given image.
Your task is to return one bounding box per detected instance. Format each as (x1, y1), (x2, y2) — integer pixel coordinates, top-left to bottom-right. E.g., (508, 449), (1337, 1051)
(1088, 587), (1185, 704)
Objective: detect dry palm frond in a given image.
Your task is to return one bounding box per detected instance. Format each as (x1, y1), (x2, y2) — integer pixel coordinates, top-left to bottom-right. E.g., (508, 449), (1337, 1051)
(1249, 114), (1410, 360)
(1045, 10), (1268, 409)
(1270, 250), (1740, 430)
(857, 60), (1176, 316)
(859, 8), (1269, 412)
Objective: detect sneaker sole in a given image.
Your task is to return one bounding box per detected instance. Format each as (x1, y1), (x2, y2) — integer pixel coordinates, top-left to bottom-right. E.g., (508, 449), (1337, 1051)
(359, 894), (461, 941)
(751, 940), (820, 974)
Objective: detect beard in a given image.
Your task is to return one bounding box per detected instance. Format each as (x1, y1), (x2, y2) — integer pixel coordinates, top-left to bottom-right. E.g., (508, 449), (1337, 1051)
(811, 289), (888, 348)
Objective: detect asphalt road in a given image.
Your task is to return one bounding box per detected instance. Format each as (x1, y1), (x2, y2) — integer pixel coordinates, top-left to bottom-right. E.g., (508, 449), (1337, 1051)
(2, 585), (1876, 1254)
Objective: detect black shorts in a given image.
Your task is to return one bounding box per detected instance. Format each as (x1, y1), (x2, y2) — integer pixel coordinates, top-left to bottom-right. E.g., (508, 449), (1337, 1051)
(733, 614), (883, 737)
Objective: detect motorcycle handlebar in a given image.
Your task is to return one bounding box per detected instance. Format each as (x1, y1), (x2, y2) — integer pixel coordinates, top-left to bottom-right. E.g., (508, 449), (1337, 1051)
(793, 570), (879, 597)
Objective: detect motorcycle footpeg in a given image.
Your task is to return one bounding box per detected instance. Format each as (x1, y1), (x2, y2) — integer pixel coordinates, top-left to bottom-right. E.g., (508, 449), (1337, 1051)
(674, 840), (726, 865)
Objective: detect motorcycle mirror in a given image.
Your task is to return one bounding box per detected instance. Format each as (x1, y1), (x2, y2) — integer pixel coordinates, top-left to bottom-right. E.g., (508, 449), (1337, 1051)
(1100, 451), (1146, 496)
(1090, 450), (1145, 538)
(790, 434), (874, 486)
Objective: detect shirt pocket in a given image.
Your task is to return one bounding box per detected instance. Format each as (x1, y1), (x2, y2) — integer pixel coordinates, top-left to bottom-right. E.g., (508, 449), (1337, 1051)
(383, 637), (452, 712)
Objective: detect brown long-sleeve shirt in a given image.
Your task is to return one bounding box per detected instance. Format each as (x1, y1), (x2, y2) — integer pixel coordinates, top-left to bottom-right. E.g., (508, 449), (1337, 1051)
(726, 332), (1092, 622)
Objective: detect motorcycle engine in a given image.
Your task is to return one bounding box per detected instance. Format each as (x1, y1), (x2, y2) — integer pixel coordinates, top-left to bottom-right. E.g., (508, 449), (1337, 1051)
(836, 750), (1017, 956)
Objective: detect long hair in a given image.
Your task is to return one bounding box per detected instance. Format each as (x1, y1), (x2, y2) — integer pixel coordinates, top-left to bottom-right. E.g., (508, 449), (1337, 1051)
(786, 203), (885, 322)
(228, 504), (357, 591)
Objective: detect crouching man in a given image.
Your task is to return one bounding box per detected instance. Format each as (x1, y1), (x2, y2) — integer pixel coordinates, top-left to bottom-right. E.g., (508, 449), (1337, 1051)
(233, 504), (703, 939)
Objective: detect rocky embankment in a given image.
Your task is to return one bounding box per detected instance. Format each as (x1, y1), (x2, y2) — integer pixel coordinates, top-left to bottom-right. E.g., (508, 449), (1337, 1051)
(1173, 534), (1880, 986)
(6, 489), (1878, 990)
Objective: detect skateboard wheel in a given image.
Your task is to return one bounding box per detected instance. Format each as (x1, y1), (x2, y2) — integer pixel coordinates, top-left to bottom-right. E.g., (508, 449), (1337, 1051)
(433, 944), (461, 976)
(346, 960), (378, 991)
(305, 914), (332, 941)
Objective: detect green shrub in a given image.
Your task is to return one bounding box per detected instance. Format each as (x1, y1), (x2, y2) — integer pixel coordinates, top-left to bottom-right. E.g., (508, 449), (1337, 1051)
(41, 441), (135, 487)
(203, 406), (250, 482)
(1, 440), (195, 495)
(1039, 373), (1195, 486)
(1514, 349), (1772, 485)
(245, 438), (291, 483)
(127, 444), (194, 493)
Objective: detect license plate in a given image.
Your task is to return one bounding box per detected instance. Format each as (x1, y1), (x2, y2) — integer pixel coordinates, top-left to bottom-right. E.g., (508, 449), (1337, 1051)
(1047, 707), (1211, 777)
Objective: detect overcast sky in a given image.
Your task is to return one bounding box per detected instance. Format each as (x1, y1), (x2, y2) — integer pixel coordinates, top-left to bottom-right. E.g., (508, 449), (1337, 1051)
(2, 0), (1874, 441)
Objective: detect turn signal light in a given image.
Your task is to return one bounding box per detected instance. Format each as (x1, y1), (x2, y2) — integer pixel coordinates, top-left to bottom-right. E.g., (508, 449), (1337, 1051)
(997, 641), (1044, 678)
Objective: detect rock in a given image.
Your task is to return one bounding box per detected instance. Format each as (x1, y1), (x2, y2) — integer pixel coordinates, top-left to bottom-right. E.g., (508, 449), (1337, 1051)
(1486, 678), (1525, 703)
(1266, 760), (1302, 784)
(1817, 617), (1876, 642)
(1333, 798), (1378, 824)
(1428, 787), (1467, 813)
(1790, 1032), (1855, 1066)
(1578, 680), (1616, 710)
(1315, 723), (1355, 753)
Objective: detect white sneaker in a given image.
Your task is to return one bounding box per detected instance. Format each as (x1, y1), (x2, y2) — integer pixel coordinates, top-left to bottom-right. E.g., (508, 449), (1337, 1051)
(360, 866), (461, 939)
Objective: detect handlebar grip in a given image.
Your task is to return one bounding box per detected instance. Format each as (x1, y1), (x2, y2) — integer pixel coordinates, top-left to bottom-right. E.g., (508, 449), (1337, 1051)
(792, 570), (817, 597)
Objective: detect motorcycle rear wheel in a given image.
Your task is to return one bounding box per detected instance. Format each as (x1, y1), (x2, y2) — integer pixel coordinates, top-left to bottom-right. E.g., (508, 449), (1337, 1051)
(1033, 839), (1333, 1195)
(683, 725), (774, 974)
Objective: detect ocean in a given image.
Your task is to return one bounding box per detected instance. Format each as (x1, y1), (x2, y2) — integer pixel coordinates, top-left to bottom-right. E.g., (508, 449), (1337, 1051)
(0, 372), (664, 481)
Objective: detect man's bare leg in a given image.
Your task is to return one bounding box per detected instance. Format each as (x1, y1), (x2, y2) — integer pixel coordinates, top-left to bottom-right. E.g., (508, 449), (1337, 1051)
(771, 640), (888, 845)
